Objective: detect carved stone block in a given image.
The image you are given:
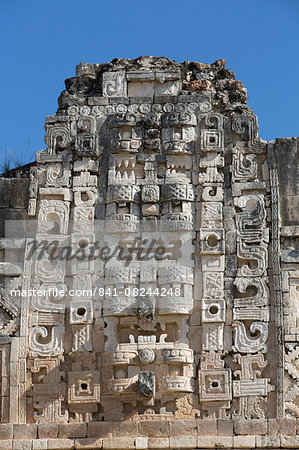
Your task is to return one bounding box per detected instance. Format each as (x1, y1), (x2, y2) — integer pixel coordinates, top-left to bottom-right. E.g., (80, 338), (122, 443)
(70, 301), (93, 324)
(201, 130), (224, 151)
(68, 372), (100, 404)
(201, 255), (225, 272)
(102, 72), (127, 97)
(199, 369), (231, 401)
(202, 272), (224, 298)
(141, 185), (160, 203)
(202, 299), (226, 322)
(202, 323), (224, 351)
(200, 229), (224, 254)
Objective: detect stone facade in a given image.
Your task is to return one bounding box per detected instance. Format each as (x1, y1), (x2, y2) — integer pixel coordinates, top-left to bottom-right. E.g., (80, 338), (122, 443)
(0, 56), (298, 448)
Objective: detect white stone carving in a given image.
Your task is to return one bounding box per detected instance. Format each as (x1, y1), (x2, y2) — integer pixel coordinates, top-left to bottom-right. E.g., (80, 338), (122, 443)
(232, 321), (268, 353)
(29, 325), (64, 357)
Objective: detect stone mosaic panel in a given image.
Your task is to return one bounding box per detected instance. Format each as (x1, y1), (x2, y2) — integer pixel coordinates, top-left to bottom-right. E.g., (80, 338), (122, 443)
(0, 55), (298, 448)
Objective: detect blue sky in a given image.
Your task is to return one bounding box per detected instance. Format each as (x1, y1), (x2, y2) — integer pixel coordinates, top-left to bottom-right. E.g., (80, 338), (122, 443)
(0, 0), (298, 165)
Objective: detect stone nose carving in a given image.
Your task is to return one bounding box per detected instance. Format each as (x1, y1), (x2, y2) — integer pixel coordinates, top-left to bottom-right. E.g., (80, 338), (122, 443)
(138, 371), (155, 397)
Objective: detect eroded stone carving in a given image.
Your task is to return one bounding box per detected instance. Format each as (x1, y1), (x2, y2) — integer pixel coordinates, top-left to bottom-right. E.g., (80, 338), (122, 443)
(1, 56), (296, 442)
(232, 321), (268, 353)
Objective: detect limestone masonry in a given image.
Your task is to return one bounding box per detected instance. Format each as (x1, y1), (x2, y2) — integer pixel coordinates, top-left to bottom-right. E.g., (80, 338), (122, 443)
(0, 56), (298, 449)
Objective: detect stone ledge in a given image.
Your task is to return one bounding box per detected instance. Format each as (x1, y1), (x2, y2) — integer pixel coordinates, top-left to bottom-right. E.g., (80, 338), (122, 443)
(33, 441), (48, 450)
(169, 435), (198, 448)
(12, 440), (32, 450)
(58, 423), (87, 439)
(4, 418), (299, 448)
(233, 435), (256, 448)
(48, 439), (75, 449)
(0, 424), (13, 439)
(102, 437), (135, 449)
(13, 424), (38, 439)
(74, 439), (102, 449)
(87, 422), (113, 438)
(234, 419), (267, 435)
(280, 435), (299, 448)
(1, 435), (298, 448)
(0, 441), (12, 450)
(148, 437), (170, 449)
(256, 435), (281, 448)
(38, 424), (59, 439)
(137, 421), (170, 438)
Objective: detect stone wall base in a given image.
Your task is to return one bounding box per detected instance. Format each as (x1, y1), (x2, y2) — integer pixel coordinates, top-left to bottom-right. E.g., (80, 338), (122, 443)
(0, 419), (298, 449)
(0, 436), (297, 449)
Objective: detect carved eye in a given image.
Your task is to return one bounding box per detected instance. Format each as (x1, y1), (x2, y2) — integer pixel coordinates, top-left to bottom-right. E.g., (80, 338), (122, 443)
(121, 128), (132, 139)
(207, 234), (218, 247)
(81, 192), (89, 202)
(76, 307), (86, 317)
(245, 199), (257, 212)
(78, 240), (88, 249)
(83, 139), (90, 148)
(46, 212), (60, 234)
(173, 129), (181, 140)
(209, 305), (219, 315)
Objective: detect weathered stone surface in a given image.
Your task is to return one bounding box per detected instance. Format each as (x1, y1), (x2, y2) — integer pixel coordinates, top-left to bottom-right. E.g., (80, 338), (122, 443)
(58, 423), (87, 438)
(148, 437), (170, 449)
(0, 55), (298, 449)
(74, 438), (102, 449)
(138, 421), (169, 438)
(234, 419), (267, 435)
(197, 436), (234, 448)
(217, 419), (234, 435)
(233, 435), (256, 448)
(169, 419), (197, 436)
(135, 437), (148, 449)
(0, 442), (12, 450)
(277, 417), (297, 435)
(38, 424), (59, 439)
(169, 435), (197, 449)
(33, 441), (48, 450)
(274, 137), (299, 226)
(112, 422), (138, 437)
(14, 424), (38, 439)
(87, 422), (113, 438)
(102, 437), (135, 449)
(0, 424), (13, 439)
(12, 441), (32, 450)
(280, 435), (299, 448)
(197, 419), (217, 435)
(48, 439), (75, 449)
(256, 435), (281, 448)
